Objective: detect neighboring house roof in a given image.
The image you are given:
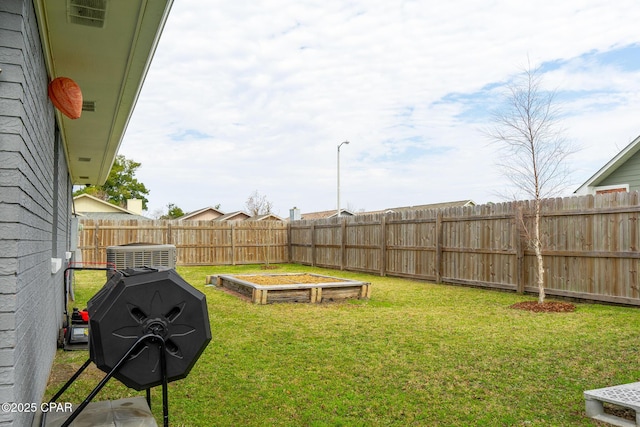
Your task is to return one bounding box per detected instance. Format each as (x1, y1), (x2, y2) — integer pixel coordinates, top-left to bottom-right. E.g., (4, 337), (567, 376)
(73, 194), (147, 219)
(388, 200), (476, 212)
(74, 194), (131, 214)
(76, 212), (149, 221)
(33, 0), (173, 185)
(574, 135), (640, 195)
(215, 211), (251, 221)
(247, 214), (285, 221)
(300, 209), (356, 220)
(178, 206), (225, 221)
(362, 200), (476, 215)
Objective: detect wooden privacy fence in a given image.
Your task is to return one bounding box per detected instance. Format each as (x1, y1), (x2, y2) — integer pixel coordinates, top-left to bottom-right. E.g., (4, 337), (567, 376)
(78, 192), (640, 306)
(78, 219), (289, 266)
(290, 192), (640, 306)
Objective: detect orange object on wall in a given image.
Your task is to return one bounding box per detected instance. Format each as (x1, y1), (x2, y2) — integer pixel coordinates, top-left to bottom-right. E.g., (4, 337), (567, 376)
(48, 77), (83, 119)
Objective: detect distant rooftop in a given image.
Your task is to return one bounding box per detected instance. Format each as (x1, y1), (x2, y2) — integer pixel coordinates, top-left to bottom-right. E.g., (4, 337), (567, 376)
(365, 200), (476, 214)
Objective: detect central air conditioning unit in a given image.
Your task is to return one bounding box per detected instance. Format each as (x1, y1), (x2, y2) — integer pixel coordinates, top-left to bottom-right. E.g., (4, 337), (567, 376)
(106, 244), (176, 277)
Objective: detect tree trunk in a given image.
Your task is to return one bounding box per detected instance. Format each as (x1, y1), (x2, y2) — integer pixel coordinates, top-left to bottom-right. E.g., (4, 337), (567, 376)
(534, 201), (545, 303)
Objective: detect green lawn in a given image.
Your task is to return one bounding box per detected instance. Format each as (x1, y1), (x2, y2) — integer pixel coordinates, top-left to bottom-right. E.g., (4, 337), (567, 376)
(45, 264), (640, 426)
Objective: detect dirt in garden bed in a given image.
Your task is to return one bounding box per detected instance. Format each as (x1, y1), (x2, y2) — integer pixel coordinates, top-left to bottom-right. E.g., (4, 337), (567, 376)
(602, 403), (637, 423)
(235, 273), (346, 286)
(509, 301), (576, 313)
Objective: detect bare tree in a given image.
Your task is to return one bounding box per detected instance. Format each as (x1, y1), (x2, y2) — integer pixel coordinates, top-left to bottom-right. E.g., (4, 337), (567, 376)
(245, 190), (274, 268)
(485, 64), (576, 303)
(245, 190), (273, 216)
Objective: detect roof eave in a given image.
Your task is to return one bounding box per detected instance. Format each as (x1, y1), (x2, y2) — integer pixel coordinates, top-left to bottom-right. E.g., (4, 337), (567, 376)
(33, 0), (174, 185)
(575, 135), (640, 193)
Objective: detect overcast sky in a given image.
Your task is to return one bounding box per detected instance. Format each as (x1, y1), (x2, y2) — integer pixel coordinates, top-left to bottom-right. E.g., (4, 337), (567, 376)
(119, 0), (640, 218)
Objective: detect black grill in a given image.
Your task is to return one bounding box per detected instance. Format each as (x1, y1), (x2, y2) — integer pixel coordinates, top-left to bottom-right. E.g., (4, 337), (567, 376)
(88, 267), (211, 390)
(45, 267), (211, 427)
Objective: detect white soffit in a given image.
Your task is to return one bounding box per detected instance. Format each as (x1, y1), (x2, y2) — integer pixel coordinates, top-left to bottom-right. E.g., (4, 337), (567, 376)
(33, 0), (173, 184)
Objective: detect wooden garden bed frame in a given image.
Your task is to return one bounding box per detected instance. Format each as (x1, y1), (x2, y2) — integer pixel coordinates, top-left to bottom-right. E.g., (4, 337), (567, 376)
(206, 273), (371, 304)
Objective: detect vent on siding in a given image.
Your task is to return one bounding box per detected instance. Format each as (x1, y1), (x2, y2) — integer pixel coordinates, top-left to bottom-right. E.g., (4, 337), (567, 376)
(82, 101), (96, 112)
(106, 244), (177, 277)
(68, 0), (107, 28)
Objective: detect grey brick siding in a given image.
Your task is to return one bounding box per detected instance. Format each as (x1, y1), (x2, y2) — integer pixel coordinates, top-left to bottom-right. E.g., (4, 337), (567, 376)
(0, 1), (72, 425)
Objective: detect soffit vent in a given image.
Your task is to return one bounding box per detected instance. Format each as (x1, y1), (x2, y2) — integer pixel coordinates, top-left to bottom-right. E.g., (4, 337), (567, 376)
(68, 0), (107, 28)
(82, 101), (96, 112)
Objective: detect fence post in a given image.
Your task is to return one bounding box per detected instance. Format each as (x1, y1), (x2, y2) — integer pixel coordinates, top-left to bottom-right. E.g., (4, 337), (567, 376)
(231, 222), (236, 266)
(435, 211), (443, 283)
(380, 214), (387, 276)
(514, 206), (525, 294)
(340, 219), (347, 270)
(94, 223), (100, 264)
(631, 193), (639, 299)
(287, 223), (292, 263)
(167, 222), (172, 245)
(311, 223), (316, 267)
(266, 223), (272, 266)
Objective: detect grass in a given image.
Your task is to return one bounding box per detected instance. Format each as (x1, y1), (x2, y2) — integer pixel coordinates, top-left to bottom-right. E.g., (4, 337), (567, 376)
(45, 264), (640, 426)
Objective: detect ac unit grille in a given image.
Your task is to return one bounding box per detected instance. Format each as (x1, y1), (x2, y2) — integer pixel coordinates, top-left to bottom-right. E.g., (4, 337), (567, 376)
(106, 244), (176, 276)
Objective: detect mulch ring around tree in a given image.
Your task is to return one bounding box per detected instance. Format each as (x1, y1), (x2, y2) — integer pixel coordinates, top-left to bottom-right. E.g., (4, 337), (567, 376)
(509, 301), (576, 313)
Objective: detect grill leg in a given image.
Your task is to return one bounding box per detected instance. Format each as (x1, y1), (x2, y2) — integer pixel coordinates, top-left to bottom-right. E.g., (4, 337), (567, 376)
(159, 337), (169, 427)
(61, 334), (160, 427)
(41, 358), (92, 427)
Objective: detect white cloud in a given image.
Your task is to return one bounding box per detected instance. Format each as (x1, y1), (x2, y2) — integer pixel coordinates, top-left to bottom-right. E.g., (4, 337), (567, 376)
(120, 0), (640, 216)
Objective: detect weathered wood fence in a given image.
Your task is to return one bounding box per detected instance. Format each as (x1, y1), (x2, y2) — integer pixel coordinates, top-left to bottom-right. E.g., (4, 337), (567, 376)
(78, 192), (640, 305)
(290, 192), (640, 306)
(78, 219), (289, 266)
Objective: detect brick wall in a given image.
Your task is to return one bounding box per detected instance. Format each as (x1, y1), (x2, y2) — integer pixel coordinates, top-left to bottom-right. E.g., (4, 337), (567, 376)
(0, 1), (71, 425)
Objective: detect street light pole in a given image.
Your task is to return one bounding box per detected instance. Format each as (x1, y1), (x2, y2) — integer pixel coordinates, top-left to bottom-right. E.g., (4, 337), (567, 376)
(337, 140), (349, 217)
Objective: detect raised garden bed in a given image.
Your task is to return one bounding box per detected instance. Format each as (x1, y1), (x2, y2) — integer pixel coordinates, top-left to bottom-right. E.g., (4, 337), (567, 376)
(207, 273), (371, 304)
